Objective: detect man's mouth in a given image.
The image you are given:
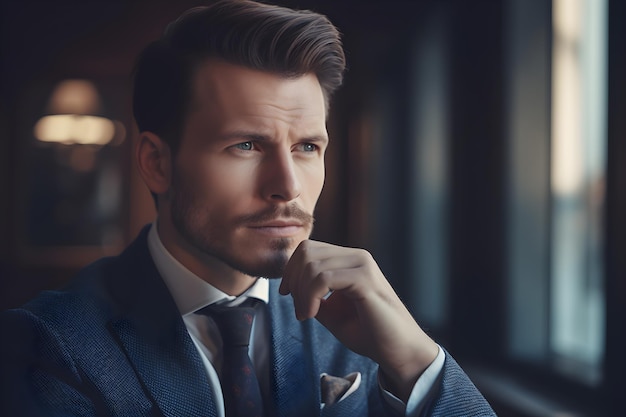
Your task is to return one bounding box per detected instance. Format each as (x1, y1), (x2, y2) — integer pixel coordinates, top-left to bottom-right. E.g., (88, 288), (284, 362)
(248, 219), (306, 237)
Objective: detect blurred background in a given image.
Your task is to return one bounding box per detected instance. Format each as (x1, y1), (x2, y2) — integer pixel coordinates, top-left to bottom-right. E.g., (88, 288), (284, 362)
(1, 0), (625, 415)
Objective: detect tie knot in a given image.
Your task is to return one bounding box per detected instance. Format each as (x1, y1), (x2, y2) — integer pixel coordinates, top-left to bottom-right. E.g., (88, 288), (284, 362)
(199, 304), (256, 347)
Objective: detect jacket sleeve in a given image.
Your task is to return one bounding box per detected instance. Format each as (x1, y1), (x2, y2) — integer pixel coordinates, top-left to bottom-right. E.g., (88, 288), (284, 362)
(420, 351), (496, 417)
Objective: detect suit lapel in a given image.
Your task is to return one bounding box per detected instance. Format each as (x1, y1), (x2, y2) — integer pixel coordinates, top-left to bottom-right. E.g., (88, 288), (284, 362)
(107, 228), (217, 417)
(268, 280), (320, 417)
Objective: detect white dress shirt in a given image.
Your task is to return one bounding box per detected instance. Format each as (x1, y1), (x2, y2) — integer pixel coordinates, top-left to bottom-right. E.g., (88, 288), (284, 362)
(147, 223), (444, 416)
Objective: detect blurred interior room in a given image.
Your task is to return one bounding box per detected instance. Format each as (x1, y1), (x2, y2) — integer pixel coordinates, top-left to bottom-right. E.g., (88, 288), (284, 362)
(1, 0), (625, 415)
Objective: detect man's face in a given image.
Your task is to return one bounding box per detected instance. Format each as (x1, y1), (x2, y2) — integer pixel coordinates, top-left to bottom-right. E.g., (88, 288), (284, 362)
(167, 59), (327, 279)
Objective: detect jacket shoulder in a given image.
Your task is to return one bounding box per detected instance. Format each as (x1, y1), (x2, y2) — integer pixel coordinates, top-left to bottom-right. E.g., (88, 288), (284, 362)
(15, 225), (154, 328)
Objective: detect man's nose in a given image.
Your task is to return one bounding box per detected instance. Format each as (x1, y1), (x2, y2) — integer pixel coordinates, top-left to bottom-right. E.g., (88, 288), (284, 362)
(260, 149), (302, 202)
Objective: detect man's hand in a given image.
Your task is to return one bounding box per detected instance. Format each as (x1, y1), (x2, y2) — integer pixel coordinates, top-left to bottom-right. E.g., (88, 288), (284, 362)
(279, 240), (439, 402)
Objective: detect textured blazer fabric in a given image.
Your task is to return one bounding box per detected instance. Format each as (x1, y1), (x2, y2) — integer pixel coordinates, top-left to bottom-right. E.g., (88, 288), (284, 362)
(0, 226), (496, 416)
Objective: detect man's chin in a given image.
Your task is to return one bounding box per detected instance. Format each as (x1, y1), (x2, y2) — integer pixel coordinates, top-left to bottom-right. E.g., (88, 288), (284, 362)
(234, 261), (287, 279)
(230, 248), (291, 279)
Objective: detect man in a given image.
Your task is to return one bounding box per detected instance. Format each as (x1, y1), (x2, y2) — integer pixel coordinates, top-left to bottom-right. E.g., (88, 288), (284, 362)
(0, 1), (495, 416)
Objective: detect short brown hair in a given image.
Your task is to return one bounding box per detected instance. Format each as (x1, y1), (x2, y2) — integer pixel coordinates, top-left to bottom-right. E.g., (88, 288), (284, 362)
(132, 0), (346, 154)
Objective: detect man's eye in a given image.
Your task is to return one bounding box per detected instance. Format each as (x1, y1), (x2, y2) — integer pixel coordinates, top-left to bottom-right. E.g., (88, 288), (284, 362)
(301, 143), (318, 152)
(235, 142), (254, 151)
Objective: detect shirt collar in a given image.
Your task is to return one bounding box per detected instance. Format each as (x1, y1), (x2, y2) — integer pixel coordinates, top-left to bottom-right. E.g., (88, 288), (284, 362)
(147, 222), (269, 316)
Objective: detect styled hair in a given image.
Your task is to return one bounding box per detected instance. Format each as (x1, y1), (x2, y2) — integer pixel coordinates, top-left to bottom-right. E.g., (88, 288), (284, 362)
(132, 0), (346, 154)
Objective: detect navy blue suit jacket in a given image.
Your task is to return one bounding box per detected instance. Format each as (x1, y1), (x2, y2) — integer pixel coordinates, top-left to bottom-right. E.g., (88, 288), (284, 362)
(0, 227), (495, 416)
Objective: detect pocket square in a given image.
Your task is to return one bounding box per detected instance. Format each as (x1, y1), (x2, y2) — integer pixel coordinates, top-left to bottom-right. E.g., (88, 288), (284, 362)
(320, 372), (359, 406)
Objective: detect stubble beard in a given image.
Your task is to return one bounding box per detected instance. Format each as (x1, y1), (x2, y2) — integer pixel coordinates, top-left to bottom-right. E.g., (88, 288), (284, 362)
(169, 173), (314, 279)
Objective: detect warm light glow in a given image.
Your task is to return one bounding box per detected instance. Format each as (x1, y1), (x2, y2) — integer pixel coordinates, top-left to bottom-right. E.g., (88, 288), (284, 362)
(554, 0), (581, 42)
(111, 121), (127, 146)
(34, 115), (116, 145)
(551, 0), (583, 196)
(48, 80), (102, 115)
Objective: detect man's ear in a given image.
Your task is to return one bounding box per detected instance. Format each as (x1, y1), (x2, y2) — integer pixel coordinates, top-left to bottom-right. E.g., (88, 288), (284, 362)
(135, 131), (172, 195)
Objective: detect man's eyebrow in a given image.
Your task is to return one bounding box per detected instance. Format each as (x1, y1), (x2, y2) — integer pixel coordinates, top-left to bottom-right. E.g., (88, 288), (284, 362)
(301, 135), (329, 144)
(219, 131), (329, 144)
(299, 135), (330, 145)
(219, 131), (270, 142)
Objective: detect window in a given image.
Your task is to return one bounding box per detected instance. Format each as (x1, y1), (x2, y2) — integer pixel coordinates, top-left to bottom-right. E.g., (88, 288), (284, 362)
(550, 0), (607, 385)
(505, 0), (607, 387)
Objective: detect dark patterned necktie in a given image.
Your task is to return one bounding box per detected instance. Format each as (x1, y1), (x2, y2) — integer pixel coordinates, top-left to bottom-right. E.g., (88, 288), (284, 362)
(198, 302), (264, 417)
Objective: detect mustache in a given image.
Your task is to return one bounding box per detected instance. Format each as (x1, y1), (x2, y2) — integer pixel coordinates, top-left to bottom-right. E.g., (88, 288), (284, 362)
(236, 204), (314, 227)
